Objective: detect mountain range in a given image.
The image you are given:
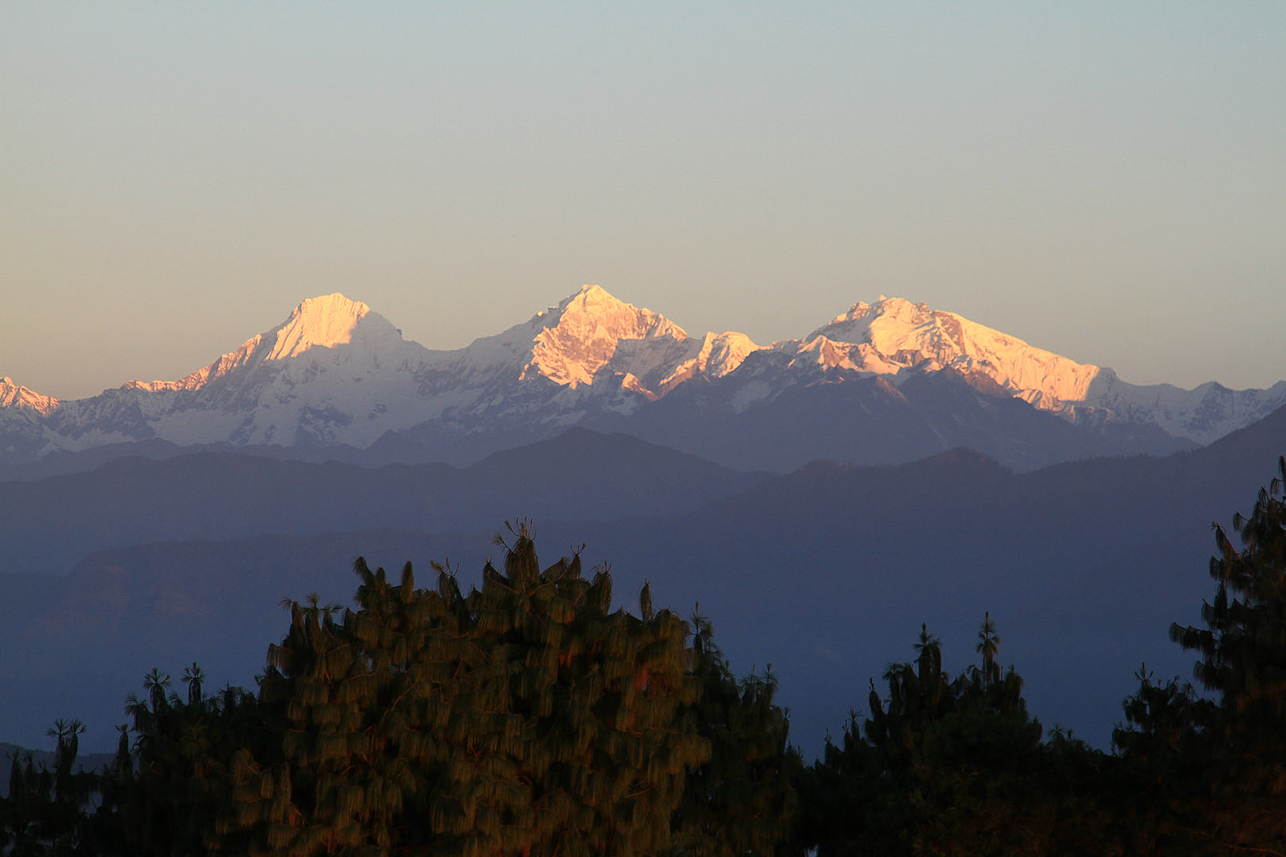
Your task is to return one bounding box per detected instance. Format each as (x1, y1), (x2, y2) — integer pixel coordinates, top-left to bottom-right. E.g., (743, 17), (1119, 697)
(5, 286), (1284, 474)
(4, 287), (1286, 760)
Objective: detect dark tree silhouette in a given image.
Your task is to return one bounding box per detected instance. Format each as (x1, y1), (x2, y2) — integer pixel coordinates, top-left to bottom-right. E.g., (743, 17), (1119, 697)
(1168, 455), (1286, 852)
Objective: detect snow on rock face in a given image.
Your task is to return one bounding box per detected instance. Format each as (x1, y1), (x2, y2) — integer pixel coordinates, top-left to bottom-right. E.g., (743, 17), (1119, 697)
(23, 293), (441, 453)
(697, 331), (759, 378)
(126, 336), (267, 393)
(126, 294), (406, 395)
(791, 336), (907, 376)
(654, 331), (762, 395)
(447, 286), (762, 400)
(1082, 370), (1286, 446)
(0, 378), (59, 415)
(790, 296), (1286, 443)
(266, 293), (375, 360)
(521, 285), (691, 389)
(809, 297), (1102, 409)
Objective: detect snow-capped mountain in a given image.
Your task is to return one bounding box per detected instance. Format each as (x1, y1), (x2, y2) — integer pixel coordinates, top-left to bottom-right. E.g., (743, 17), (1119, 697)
(1, 287), (759, 463)
(0, 378), (60, 414)
(422, 284), (754, 402)
(2, 287), (1283, 472)
(796, 297), (1100, 405)
(0, 378), (61, 465)
(37, 294), (433, 451)
(774, 297), (1286, 446)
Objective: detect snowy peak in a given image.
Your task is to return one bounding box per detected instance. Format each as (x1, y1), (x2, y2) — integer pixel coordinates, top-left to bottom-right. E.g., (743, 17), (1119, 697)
(812, 296), (948, 354)
(121, 293), (403, 394)
(267, 293), (375, 361)
(792, 336), (906, 376)
(522, 285), (691, 388)
(808, 296), (1101, 409)
(695, 331), (759, 378)
(0, 377), (59, 415)
(462, 285), (760, 399)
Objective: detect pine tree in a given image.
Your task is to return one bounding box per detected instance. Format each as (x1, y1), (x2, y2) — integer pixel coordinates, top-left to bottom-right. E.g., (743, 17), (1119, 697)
(1169, 455), (1286, 851)
(1111, 666), (1214, 855)
(667, 612), (801, 857)
(107, 663), (268, 856)
(804, 618), (1118, 857)
(220, 523), (708, 857)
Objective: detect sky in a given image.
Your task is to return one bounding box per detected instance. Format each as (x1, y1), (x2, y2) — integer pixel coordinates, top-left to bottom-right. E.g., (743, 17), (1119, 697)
(3, 2), (1284, 400)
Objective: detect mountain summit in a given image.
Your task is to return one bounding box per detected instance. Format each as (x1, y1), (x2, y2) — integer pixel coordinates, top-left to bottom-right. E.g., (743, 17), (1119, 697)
(523, 285), (690, 388)
(122, 293), (405, 397)
(800, 297), (1100, 410)
(439, 285), (758, 403)
(0, 377), (59, 415)
(266, 293), (380, 360)
(3, 286), (1283, 471)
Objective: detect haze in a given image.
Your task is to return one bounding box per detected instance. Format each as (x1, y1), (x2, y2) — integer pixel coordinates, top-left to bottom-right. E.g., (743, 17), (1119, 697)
(3, 3), (1284, 400)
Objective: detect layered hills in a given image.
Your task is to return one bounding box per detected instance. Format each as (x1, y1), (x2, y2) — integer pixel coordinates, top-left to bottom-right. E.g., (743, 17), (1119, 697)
(4, 408), (1286, 755)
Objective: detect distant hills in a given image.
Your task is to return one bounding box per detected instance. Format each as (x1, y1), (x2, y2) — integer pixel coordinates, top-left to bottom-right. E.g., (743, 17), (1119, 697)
(3, 405), (1285, 756)
(0, 429), (767, 579)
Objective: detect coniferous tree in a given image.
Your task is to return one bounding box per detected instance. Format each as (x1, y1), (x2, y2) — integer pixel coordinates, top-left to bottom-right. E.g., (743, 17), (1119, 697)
(804, 618), (1118, 857)
(43, 718), (91, 854)
(0, 720), (102, 856)
(1167, 455), (1286, 852)
(13, 524), (831, 855)
(219, 523), (708, 857)
(1111, 666), (1214, 856)
(1, 750), (36, 853)
(183, 664), (205, 708)
(104, 664), (269, 856)
(667, 613), (802, 857)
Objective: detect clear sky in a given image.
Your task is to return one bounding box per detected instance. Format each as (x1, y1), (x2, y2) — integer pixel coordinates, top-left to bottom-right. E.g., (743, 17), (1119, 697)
(3, 2), (1284, 400)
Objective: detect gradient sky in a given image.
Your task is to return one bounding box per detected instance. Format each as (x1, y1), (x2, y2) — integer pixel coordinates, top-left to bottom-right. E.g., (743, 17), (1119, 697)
(3, 2), (1284, 400)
